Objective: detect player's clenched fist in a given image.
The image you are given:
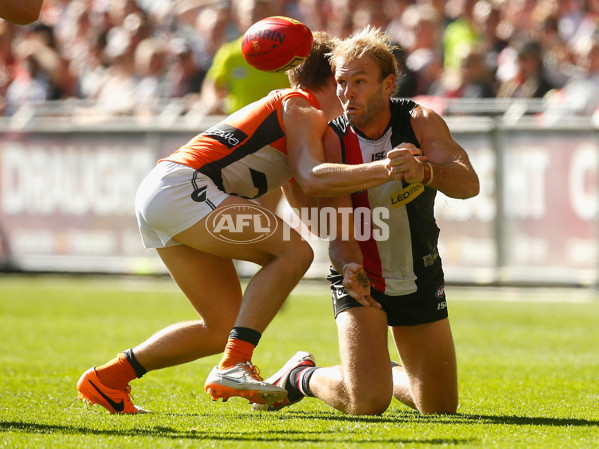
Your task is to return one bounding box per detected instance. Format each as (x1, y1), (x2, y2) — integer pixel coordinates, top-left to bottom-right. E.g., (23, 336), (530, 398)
(386, 143), (427, 183)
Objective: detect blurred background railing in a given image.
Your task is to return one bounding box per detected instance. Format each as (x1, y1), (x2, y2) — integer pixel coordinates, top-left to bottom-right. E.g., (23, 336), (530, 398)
(0, 97), (553, 129)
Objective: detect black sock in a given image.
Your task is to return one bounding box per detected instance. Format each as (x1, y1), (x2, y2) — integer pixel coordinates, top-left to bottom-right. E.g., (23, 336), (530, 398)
(123, 348), (147, 378)
(299, 366), (318, 397)
(287, 366), (318, 400)
(228, 327), (262, 346)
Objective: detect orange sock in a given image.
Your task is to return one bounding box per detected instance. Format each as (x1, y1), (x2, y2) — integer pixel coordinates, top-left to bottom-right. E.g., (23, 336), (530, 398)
(95, 353), (137, 390)
(218, 339), (256, 370)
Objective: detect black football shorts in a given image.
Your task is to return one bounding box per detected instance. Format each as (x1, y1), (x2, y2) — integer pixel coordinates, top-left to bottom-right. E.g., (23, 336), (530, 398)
(327, 268), (448, 326)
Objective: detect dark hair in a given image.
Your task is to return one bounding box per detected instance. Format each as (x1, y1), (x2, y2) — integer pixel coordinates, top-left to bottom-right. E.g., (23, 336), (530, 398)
(287, 31), (337, 90)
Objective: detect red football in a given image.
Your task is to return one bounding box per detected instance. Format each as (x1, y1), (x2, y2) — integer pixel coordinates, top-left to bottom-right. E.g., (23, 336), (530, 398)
(241, 16), (313, 72)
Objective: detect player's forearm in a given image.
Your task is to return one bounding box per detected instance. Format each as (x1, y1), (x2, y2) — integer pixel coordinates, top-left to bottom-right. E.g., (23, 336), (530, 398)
(299, 160), (390, 197)
(329, 238), (363, 274)
(329, 232), (375, 306)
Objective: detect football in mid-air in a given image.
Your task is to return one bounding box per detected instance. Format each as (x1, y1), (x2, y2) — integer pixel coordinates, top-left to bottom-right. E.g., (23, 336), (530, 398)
(241, 16), (313, 72)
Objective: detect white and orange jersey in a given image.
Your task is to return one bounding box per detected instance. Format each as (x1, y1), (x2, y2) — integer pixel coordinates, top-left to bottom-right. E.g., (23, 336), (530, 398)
(329, 99), (444, 296)
(160, 88), (320, 199)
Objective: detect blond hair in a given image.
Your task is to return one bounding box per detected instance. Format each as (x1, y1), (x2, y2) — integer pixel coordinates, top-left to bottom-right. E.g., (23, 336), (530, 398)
(287, 31), (337, 90)
(329, 26), (398, 81)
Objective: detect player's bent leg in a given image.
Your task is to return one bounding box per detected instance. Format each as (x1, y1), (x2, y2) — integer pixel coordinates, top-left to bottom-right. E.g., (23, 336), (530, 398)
(173, 196), (314, 334)
(171, 197), (312, 403)
(77, 247), (239, 414)
(130, 246), (243, 371)
(390, 363), (416, 410)
(311, 306), (392, 415)
(78, 247), (243, 413)
(391, 318), (458, 414)
(251, 188), (283, 213)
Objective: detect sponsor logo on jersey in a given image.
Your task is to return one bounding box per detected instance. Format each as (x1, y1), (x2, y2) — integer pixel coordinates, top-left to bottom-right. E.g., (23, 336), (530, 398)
(389, 182), (424, 208)
(205, 204), (278, 244)
(435, 284), (445, 299)
(371, 150), (386, 161)
(204, 125), (248, 149)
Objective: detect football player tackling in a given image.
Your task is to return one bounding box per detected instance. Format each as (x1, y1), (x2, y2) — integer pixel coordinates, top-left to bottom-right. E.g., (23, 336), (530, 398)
(77, 32), (402, 413)
(255, 26), (479, 415)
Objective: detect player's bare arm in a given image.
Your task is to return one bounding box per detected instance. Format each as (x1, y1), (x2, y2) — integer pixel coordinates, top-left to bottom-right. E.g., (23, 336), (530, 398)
(283, 97), (391, 197)
(282, 179), (319, 210)
(386, 105), (480, 199)
(329, 238), (379, 308)
(0, 0), (43, 24)
(281, 177), (374, 306)
(319, 129), (379, 308)
(322, 193), (379, 308)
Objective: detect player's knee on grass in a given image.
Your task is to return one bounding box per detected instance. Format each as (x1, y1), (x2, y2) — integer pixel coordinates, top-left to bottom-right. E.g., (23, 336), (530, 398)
(346, 385), (392, 416)
(347, 396), (392, 416)
(417, 393), (458, 415)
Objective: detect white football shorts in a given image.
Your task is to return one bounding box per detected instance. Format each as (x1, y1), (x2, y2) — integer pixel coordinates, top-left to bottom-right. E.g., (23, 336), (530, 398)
(135, 161), (229, 248)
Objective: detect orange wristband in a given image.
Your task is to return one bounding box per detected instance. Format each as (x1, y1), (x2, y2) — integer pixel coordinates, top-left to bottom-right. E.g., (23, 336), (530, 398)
(421, 162), (433, 186)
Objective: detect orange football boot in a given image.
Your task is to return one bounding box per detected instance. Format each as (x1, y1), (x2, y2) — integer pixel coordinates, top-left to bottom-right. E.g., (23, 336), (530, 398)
(77, 368), (148, 414)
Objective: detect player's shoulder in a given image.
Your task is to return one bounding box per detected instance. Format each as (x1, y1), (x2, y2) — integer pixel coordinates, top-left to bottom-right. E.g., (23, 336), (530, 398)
(388, 97), (439, 121)
(409, 103), (446, 129)
(281, 90), (324, 118)
(280, 89), (319, 109)
(404, 100), (452, 142)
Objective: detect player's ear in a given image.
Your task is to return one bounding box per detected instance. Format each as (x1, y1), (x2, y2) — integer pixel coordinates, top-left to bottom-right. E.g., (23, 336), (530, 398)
(382, 73), (395, 96)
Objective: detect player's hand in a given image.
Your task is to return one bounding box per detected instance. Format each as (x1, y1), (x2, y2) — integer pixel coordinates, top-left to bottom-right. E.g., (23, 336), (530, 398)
(386, 143), (427, 183)
(342, 263), (381, 308)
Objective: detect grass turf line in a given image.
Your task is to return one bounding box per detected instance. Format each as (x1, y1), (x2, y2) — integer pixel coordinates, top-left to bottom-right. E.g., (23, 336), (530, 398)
(0, 275), (598, 448)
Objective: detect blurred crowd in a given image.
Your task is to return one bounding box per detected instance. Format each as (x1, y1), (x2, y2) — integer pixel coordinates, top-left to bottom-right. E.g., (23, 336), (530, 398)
(1, 0), (598, 119)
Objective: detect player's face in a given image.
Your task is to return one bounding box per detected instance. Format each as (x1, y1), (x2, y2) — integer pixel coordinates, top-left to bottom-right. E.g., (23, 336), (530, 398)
(334, 55), (394, 135)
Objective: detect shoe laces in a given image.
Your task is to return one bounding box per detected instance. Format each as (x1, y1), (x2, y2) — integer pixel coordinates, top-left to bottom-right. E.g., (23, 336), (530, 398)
(123, 385), (134, 402)
(240, 362), (264, 381)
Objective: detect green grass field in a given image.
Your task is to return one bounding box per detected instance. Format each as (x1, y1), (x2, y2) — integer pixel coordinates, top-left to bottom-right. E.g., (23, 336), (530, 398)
(1, 275), (598, 448)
